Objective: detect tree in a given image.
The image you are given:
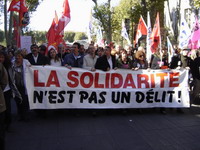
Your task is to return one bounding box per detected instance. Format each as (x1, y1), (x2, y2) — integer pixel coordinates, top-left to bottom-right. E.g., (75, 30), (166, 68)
(194, 0), (200, 8)
(3, 0), (43, 46)
(111, 0), (140, 45)
(64, 32), (76, 43)
(112, 0), (164, 43)
(0, 29), (4, 43)
(92, 0), (112, 43)
(74, 32), (87, 41)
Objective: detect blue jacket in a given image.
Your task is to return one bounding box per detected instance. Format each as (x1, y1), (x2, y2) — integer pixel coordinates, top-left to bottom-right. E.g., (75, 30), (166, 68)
(63, 53), (83, 68)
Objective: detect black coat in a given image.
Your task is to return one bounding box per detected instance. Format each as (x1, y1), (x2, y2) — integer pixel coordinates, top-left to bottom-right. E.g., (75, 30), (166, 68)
(95, 55), (116, 71)
(25, 53), (49, 65)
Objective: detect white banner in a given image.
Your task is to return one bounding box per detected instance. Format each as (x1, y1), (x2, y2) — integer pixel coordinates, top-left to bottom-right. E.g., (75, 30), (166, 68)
(20, 36), (32, 53)
(25, 66), (190, 109)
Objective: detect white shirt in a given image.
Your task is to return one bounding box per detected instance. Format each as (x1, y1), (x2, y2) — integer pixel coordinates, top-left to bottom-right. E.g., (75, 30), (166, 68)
(50, 59), (62, 67)
(107, 56), (113, 69)
(83, 54), (98, 71)
(32, 54), (38, 63)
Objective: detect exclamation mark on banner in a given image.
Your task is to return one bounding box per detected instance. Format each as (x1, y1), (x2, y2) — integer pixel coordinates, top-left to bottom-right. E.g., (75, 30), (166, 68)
(178, 91), (181, 103)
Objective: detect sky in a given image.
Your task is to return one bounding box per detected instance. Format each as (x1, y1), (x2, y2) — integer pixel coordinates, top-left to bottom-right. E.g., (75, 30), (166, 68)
(0, 0), (120, 32)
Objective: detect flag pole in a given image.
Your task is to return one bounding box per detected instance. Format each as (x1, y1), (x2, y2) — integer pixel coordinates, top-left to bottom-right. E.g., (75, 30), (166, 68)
(146, 11), (152, 68)
(18, 10), (21, 49)
(157, 12), (162, 68)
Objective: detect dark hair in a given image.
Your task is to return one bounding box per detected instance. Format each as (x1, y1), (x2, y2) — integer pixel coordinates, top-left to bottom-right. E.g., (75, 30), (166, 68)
(0, 50), (11, 69)
(105, 46), (111, 51)
(73, 42), (81, 49)
(31, 44), (38, 49)
(47, 49), (60, 62)
(39, 45), (47, 51)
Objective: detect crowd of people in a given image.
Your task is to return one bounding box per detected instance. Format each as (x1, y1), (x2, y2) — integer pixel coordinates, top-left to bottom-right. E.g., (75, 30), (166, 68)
(0, 41), (200, 150)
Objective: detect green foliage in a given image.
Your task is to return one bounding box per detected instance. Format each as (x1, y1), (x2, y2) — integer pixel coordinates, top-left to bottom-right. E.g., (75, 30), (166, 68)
(194, 0), (200, 8)
(0, 30), (4, 42)
(92, 0), (165, 45)
(26, 0), (43, 12)
(64, 32), (75, 43)
(93, 1), (112, 43)
(111, 0), (141, 44)
(24, 30), (47, 44)
(74, 32), (87, 41)
(20, 30), (86, 45)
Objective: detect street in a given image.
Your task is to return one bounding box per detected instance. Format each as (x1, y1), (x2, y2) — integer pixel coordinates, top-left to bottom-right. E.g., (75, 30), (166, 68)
(5, 104), (200, 150)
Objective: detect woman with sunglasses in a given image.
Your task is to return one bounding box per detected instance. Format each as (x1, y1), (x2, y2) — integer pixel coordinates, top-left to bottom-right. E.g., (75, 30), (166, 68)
(132, 50), (148, 70)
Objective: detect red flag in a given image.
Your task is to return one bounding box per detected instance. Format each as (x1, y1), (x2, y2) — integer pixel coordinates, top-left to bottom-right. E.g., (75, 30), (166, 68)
(46, 11), (59, 54)
(13, 17), (20, 48)
(150, 13), (160, 53)
(56, 0), (71, 35)
(8, 0), (27, 12)
(8, 0), (28, 26)
(47, 11), (58, 45)
(135, 16), (147, 45)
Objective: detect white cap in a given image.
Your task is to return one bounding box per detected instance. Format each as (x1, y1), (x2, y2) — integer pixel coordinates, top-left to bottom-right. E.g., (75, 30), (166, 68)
(48, 45), (56, 51)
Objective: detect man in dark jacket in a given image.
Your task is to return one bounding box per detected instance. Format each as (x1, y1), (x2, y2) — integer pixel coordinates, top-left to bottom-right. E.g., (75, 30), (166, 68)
(95, 46), (117, 71)
(63, 42), (83, 69)
(25, 44), (49, 65)
(25, 44), (49, 118)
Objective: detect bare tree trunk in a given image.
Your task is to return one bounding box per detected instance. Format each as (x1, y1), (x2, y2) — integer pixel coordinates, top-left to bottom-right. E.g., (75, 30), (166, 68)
(4, 0), (8, 46)
(107, 0), (112, 43)
(8, 11), (13, 46)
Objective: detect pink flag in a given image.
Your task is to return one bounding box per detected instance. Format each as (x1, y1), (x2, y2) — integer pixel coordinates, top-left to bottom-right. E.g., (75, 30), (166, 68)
(188, 17), (200, 49)
(190, 17), (200, 42)
(56, 0), (71, 35)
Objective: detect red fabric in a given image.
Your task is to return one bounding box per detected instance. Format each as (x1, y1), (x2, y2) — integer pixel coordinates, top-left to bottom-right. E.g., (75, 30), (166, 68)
(56, 0), (71, 35)
(135, 16), (147, 44)
(13, 17), (20, 48)
(47, 0), (70, 54)
(46, 11), (59, 54)
(8, 0), (27, 12)
(47, 12), (58, 45)
(150, 13), (160, 53)
(8, 0), (28, 26)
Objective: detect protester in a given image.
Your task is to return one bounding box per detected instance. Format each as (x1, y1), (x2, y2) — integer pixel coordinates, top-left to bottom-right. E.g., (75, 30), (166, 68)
(95, 46), (117, 71)
(83, 45), (98, 71)
(47, 46), (62, 67)
(21, 48), (28, 58)
(151, 49), (168, 69)
(116, 49), (132, 69)
(25, 44), (49, 118)
(39, 44), (47, 56)
(0, 63), (8, 150)
(151, 49), (168, 114)
(132, 50), (148, 70)
(63, 42), (84, 69)
(96, 47), (104, 57)
(190, 50), (200, 105)
(58, 44), (67, 63)
(79, 44), (85, 56)
(169, 48), (181, 69)
(25, 44), (49, 65)
(180, 49), (191, 68)
(0, 51), (21, 130)
(13, 50), (31, 121)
